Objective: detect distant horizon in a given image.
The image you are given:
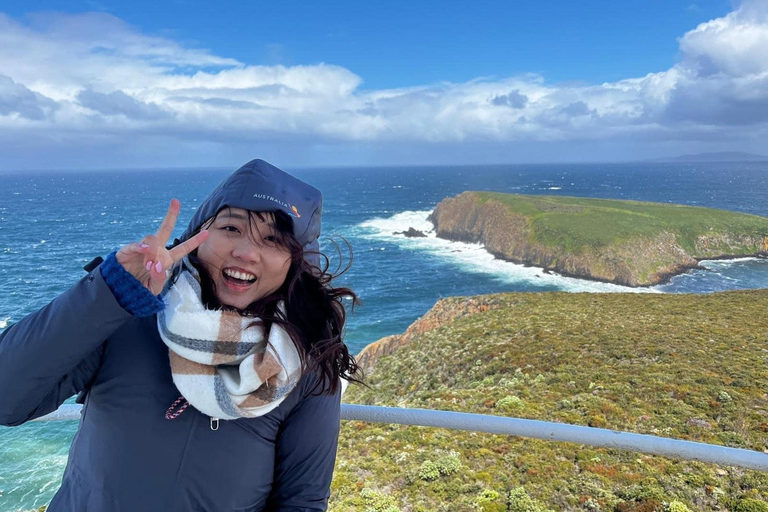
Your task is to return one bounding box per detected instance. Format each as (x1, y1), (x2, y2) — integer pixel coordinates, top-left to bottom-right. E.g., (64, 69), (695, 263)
(4, 151), (768, 174)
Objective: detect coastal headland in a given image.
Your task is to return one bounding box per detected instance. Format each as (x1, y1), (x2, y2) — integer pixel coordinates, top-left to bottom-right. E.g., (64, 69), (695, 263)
(341, 290), (768, 512)
(429, 192), (768, 287)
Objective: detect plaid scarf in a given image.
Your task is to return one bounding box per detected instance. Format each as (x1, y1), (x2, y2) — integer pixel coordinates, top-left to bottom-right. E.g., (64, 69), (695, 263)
(157, 259), (302, 420)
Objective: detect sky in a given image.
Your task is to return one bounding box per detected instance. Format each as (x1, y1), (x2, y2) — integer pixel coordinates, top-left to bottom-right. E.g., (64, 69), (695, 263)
(1, 0), (767, 170)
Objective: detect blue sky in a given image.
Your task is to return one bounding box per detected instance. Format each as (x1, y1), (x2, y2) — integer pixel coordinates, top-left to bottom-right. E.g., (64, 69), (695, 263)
(6, 0), (732, 88)
(1, 0), (766, 169)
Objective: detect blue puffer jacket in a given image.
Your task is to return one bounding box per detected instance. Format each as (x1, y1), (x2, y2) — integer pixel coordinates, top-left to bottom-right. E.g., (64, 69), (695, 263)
(0, 160), (341, 511)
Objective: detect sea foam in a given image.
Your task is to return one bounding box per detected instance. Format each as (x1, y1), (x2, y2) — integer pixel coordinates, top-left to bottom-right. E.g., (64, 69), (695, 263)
(358, 210), (658, 293)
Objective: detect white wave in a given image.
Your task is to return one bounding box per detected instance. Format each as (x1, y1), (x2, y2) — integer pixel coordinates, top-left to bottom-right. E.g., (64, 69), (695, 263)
(0, 316), (9, 329)
(358, 211), (657, 293)
(40, 478), (58, 493)
(700, 257), (765, 267)
(359, 210), (435, 235)
(548, 186), (562, 190)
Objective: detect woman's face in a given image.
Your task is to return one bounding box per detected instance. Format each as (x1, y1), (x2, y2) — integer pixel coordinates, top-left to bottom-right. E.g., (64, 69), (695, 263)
(196, 208), (292, 310)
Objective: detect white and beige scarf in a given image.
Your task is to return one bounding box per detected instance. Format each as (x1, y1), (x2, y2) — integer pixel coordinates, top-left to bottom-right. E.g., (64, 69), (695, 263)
(157, 260), (302, 420)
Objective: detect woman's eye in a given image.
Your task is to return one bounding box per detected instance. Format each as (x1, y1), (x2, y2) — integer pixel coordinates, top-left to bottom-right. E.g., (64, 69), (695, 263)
(264, 235), (277, 243)
(222, 225), (240, 233)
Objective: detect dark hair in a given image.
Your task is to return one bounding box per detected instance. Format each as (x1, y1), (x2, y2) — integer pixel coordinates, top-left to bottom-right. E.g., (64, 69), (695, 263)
(186, 207), (363, 395)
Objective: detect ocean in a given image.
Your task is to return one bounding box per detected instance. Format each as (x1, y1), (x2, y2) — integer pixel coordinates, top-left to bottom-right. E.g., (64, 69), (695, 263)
(1, 162), (767, 511)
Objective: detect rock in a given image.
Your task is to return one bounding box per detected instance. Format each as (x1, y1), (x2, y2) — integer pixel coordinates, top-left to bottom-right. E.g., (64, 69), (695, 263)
(393, 227), (427, 238)
(686, 418), (712, 429)
(356, 296), (505, 373)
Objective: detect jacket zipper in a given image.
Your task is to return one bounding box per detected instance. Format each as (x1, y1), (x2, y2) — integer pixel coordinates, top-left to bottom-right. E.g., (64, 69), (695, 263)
(210, 417), (219, 431)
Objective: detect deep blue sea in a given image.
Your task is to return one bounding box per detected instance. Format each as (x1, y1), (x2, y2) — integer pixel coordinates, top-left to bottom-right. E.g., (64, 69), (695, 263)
(1, 162), (767, 511)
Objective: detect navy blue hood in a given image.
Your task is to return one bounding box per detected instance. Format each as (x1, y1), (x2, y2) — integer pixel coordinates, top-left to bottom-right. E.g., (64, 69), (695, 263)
(180, 159), (322, 263)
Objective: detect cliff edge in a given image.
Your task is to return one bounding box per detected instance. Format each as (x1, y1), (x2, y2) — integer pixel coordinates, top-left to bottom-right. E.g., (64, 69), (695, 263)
(356, 296), (507, 374)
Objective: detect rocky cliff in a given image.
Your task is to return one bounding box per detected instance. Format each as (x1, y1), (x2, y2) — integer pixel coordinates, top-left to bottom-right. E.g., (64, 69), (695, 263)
(356, 296), (506, 374)
(429, 192), (768, 287)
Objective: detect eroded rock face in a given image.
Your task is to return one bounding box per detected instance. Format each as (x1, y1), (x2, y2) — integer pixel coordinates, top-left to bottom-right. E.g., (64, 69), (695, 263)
(429, 192), (766, 287)
(694, 233), (768, 256)
(356, 296), (505, 373)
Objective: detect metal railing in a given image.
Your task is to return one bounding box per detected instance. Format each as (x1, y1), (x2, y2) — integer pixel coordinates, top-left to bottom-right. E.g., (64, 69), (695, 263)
(35, 403), (768, 472)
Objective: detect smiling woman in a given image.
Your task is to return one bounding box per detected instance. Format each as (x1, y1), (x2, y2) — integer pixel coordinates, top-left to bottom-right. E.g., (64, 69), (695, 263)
(0, 159), (361, 511)
(195, 209), (293, 310)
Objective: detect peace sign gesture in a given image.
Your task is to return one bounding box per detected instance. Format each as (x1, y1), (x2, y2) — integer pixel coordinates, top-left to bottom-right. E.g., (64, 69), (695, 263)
(116, 199), (209, 295)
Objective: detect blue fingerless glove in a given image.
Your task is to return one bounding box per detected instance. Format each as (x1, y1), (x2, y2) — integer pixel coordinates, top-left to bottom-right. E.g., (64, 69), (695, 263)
(100, 251), (164, 317)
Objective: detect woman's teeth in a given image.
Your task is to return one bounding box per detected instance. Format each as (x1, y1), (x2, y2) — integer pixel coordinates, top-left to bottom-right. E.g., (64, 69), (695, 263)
(223, 268), (256, 282)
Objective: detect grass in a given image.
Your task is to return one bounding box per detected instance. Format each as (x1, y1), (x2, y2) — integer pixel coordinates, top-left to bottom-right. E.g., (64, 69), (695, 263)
(472, 192), (768, 255)
(333, 290), (768, 512)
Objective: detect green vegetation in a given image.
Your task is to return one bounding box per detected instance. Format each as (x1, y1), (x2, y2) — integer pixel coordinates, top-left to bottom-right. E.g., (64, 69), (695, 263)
(432, 192), (768, 285)
(332, 290), (768, 511)
(473, 193), (768, 255)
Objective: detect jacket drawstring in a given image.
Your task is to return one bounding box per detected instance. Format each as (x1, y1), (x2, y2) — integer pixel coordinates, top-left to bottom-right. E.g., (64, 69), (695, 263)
(165, 396), (190, 420)
(166, 396), (219, 431)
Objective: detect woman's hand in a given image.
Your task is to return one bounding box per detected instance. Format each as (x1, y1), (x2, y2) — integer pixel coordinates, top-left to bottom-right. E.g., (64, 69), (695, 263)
(116, 199), (209, 295)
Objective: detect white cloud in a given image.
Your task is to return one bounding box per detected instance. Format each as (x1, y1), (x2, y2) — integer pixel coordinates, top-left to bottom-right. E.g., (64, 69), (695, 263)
(0, 75), (58, 120)
(491, 90), (528, 108)
(678, 0), (768, 77)
(0, 3), (767, 168)
(78, 89), (172, 125)
(0, 13), (237, 100)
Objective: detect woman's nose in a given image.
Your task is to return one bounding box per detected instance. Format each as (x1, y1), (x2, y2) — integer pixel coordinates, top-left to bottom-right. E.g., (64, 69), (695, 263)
(231, 238), (261, 262)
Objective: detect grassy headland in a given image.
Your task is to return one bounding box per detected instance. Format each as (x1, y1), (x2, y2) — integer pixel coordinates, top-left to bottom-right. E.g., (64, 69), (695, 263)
(334, 290), (768, 512)
(430, 192), (768, 286)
